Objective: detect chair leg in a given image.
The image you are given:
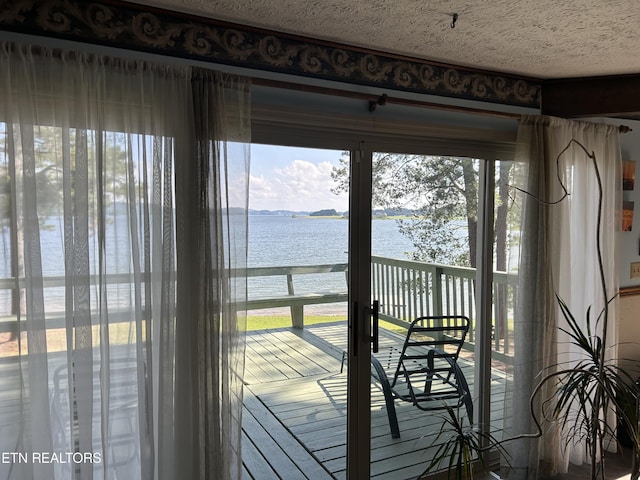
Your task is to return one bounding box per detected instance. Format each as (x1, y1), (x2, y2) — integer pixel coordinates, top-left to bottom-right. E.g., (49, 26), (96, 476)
(454, 362), (474, 425)
(444, 356), (474, 425)
(371, 355), (400, 439)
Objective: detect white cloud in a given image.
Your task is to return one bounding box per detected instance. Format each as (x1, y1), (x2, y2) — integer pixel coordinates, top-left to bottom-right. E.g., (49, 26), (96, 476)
(250, 159), (348, 211)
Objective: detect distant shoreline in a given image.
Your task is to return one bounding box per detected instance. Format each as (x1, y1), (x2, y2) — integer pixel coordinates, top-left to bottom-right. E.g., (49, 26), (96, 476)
(248, 208), (418, 218)
(289, 215), (412, 220)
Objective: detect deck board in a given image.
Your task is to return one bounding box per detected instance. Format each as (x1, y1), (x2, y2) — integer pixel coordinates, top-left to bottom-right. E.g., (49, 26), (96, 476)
(242, 391), (333, 480)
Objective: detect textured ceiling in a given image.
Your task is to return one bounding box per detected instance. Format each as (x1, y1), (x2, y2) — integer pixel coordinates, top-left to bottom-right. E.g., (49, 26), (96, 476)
(130, 0), (640, 79)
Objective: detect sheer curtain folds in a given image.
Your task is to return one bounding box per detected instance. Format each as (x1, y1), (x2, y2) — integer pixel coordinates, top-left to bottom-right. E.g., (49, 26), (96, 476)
(0, 43), (250, 480)
(504, 115), (621, 479)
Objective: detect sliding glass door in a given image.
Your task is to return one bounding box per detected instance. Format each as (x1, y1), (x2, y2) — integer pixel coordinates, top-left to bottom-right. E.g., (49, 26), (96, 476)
(366, 151), (515, 478)
(241, 138), (517, 479)
(241, 144), (356, 479)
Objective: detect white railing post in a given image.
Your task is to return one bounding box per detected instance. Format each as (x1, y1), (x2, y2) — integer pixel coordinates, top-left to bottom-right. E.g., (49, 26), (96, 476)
(433, 266), (444, 318)
(286, 273), (304, 328)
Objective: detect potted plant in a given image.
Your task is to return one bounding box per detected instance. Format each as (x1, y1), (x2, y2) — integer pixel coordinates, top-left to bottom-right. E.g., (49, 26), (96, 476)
(421, 405), (507, 480)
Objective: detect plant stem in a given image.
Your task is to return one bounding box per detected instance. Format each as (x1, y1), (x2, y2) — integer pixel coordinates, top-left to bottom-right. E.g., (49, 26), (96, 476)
(568, 139), (608, 480)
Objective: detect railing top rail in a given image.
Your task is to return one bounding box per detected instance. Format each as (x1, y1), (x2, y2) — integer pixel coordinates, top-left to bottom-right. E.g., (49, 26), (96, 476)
(0, 258), (517, 288)
(371, 255), (513, 281)
(371, 255), (475, 273)
(244, 263), (348, 277)
(0, 272), (144, 289)
(0, 264), (351, 288)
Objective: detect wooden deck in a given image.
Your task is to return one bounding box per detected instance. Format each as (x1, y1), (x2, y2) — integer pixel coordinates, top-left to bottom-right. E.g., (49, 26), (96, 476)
(1, 320), (632, 479)
(0, 321), (508, 480)
(241, 321), (511, 480)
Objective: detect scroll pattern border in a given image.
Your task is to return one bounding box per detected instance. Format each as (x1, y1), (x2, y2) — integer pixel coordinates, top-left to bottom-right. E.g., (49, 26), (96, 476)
(0, 0), (541, 107)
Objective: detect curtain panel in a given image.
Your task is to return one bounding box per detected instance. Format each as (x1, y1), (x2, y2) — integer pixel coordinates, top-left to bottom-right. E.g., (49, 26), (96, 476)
(0, 43), (250, 480)
(503, 115), (621, 479)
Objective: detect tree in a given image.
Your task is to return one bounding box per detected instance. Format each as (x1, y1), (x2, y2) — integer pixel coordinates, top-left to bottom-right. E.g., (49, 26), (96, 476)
(331, 152), (480, 267)
(494, 161), (513, 340)
(331, 153), (515, 343)
(0, 124), (131, 340)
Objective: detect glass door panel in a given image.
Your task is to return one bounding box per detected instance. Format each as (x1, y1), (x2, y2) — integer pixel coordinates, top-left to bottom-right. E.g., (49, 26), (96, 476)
(239, 145), (514, 479)
(241, 145), (352, 479)
(489, 159), (517, 449)
(369, 153), (481, 478)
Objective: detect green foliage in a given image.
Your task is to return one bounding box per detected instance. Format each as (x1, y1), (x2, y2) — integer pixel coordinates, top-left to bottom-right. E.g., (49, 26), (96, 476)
(533, 295), (640, 478)
(423, 405), (509, 480)
(331, 152), (516, 268)
(310, 208), (339, 217)
(0, 124), (132, 230)
(246, 314), (344, 331)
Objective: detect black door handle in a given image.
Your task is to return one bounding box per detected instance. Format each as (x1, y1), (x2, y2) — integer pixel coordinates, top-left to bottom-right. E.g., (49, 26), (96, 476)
(371, 300), (379, 353)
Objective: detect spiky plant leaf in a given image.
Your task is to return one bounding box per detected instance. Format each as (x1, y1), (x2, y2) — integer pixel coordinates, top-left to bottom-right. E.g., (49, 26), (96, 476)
(420, 405), (510, 480)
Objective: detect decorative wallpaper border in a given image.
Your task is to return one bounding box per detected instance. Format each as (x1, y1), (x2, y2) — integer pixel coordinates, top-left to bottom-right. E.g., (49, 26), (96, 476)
(0, 0), (541, 108)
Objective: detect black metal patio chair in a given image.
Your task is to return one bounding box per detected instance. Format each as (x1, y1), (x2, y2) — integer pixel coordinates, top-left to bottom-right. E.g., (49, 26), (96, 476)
(370, 315), (474, 438)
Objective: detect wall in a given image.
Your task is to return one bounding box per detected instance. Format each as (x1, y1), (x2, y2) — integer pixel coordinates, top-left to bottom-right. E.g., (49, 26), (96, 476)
(618, 119), (640, 288)
(616, 118), (640, 375)
(619, 294), (640, 376)
(579, 117), (640, 372)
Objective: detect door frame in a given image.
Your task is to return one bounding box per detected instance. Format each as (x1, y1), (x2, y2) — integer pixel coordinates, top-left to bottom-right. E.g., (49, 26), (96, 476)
(251, 100), (516, 478)
(346, 146), (374, 479)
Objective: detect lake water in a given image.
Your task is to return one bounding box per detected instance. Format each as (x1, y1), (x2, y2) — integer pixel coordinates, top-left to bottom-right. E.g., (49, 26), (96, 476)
(247, 215), (413, 314)
(249, 215), (413, 266)
(0, 214), (414, 316)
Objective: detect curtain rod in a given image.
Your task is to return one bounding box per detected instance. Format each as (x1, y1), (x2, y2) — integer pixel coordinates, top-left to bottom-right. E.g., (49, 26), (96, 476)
(251, 78), (632, 133)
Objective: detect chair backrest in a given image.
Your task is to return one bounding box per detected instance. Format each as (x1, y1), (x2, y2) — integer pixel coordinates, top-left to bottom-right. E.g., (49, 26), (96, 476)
(390, 315), (470, 394)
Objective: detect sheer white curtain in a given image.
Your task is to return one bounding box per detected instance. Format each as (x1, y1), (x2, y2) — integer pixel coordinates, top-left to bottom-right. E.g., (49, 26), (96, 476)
(0, 43), (249, 480)
(503, 115), (621, 479)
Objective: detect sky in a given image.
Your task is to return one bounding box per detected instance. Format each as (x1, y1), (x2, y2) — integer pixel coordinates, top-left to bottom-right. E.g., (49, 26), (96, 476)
(249, 144), (349, 212)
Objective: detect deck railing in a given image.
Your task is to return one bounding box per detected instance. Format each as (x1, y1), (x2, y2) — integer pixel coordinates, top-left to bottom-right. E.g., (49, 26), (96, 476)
(244, 256), (516, 363)
(0, 257), (516, 362)
(371, 256), (516, 364)
(246, 263), (348, 328)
